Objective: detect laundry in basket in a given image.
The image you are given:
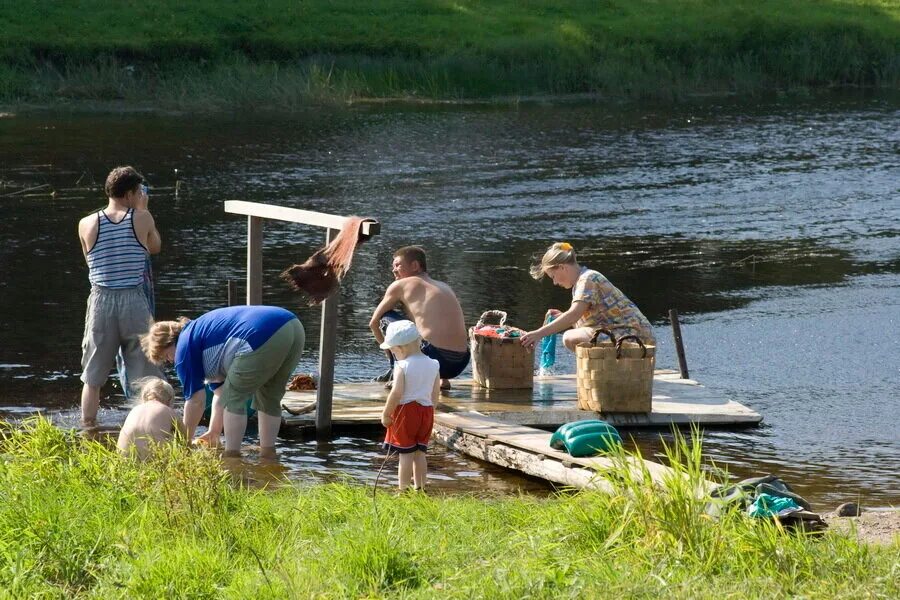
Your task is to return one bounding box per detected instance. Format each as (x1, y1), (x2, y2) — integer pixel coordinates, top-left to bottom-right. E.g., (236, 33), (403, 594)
(469, 310), (534, 389)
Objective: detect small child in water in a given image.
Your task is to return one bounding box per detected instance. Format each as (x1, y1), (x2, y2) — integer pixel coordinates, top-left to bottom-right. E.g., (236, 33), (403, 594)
(380, 320), (440, 492)
(117, 377), (186, 459)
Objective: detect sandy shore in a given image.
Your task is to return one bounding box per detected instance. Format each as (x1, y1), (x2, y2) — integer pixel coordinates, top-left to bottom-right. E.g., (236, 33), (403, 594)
(825, 509), (900, 545)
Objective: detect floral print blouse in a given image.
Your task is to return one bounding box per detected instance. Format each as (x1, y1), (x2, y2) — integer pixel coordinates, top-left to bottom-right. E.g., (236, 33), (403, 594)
(571, 267), (655, 344)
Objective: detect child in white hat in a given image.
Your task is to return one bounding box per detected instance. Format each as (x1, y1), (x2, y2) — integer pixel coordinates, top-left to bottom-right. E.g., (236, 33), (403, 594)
(379, 320), (440, 492)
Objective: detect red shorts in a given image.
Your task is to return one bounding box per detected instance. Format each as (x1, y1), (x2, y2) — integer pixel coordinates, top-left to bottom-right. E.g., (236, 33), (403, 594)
(384, 402), (434, 453)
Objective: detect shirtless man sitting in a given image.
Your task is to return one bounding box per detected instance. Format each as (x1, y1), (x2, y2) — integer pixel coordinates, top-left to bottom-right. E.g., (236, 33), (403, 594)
(369, 246), (469, 390)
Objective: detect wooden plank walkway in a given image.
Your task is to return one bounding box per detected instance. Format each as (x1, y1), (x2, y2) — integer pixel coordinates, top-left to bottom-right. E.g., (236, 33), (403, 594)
(281, 370), (762, 430)
(431, 412), (684, 492)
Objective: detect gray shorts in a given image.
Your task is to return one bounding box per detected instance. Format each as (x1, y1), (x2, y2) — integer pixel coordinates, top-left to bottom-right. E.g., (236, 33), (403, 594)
(80, 285), (162, 387)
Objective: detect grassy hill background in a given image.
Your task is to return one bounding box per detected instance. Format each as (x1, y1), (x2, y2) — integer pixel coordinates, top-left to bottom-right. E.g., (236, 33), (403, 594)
(1, 0), (898, 109)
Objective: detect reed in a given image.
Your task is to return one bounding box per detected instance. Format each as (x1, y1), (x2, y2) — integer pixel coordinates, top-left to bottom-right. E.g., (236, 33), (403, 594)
(0, 417), (895, 598)
(0, 1), (897, 109)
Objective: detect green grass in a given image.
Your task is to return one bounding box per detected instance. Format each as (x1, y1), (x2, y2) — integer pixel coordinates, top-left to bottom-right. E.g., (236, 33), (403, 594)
(0, 418), (897, 598)
(0, 1), (898, 109)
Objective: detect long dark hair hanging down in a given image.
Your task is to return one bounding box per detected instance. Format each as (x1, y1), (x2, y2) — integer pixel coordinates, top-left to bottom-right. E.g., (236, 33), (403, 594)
(280, 216), (374, 305)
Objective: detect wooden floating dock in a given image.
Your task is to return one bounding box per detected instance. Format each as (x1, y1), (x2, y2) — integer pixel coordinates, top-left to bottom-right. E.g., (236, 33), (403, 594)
(281, 369), (762, 430)
(280, 369), (754, 491)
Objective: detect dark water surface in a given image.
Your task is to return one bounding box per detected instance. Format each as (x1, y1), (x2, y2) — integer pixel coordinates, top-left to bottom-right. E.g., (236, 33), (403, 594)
(1, 93), (898, 506)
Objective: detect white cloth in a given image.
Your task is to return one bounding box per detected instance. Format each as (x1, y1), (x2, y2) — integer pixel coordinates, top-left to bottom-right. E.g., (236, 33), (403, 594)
(393, 353), (439, 406)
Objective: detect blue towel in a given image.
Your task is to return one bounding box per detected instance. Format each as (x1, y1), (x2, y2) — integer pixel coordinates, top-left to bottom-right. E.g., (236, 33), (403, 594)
(539, 313), (557, 373)
(748, 493), (802, 518)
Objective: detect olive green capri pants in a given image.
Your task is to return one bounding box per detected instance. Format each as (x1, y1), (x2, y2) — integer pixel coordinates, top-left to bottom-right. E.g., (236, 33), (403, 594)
(219, 319), (305, 417)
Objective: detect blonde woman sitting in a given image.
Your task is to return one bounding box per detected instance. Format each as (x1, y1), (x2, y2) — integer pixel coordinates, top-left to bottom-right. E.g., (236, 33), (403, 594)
(117, 377), (186, 460)
(520, 242), (655, 352)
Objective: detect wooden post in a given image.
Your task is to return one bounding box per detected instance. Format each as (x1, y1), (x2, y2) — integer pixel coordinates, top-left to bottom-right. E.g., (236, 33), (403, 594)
(315, 227), (339, 437)
(246, 216), (263, 305)
(227, 280), (237, 307)
(669, 308), (689, 379)
(223, 201), (381, 440)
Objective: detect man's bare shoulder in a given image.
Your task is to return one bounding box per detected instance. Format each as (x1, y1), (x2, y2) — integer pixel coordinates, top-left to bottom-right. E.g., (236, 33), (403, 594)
(385, 278), (408, 293)
(427, 277), (459, 296)
(131, 209), (158, 242)
(386, 277), (418, 298)
(78, 212), (98, 240)
(131, 208), (155, 227)
(78, 212), (96, 229)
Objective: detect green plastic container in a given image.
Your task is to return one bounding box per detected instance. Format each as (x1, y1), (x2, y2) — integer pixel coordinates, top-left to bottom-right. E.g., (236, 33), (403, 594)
(550, 420), (622, 457)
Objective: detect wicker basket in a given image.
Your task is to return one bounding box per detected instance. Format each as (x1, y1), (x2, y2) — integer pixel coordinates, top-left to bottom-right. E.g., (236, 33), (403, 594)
(575, 329), (655, 413)
(470, 310), (535, 389)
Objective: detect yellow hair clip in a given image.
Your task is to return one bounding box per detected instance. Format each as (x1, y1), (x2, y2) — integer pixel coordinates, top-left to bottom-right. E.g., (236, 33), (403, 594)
(558, 242), (573, 252)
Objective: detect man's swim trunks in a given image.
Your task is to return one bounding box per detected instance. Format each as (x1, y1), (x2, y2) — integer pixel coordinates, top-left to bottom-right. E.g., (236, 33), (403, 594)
(380, 309), (470, 379)
(420, 342), (470, 379)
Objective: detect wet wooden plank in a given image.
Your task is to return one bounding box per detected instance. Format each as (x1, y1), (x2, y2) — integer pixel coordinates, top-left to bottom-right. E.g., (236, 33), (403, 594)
(280, 372), (762, 429)
(432, 419), (616, 491)
(434, 412), (672, 478)
(431, 412), (709, 491)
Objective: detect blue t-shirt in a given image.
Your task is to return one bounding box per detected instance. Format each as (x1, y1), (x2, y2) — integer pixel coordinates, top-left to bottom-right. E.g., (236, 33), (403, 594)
(174, 305), (296, 399)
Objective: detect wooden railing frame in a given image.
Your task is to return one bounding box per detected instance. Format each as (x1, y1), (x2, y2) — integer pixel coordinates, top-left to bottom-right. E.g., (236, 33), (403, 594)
(224, 200), (381, 438)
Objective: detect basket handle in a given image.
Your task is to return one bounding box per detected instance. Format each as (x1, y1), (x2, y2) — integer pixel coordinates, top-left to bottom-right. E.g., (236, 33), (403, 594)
(590, 328), (617, 345)
(475, 310), (507, 329)
(615, 335), (647, 359)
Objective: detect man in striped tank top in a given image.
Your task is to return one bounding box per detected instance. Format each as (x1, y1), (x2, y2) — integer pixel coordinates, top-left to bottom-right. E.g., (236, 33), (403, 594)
(77, 166), (163, 426)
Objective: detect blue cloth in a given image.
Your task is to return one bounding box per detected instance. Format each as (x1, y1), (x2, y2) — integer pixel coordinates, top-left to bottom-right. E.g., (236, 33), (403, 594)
(540, 313), (557, 371)
(175, 305), (296, 400)
(748, 493), (802, 518)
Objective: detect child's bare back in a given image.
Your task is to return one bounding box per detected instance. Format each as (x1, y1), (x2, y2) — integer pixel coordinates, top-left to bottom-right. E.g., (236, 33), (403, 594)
(117, 377), (185, 459)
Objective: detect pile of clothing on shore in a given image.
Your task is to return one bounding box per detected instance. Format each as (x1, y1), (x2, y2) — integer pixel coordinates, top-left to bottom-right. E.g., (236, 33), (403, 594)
(706, 474), (828, 532)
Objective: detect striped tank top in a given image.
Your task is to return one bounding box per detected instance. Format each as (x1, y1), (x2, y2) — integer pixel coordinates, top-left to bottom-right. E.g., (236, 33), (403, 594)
(86, 208), (149, 289)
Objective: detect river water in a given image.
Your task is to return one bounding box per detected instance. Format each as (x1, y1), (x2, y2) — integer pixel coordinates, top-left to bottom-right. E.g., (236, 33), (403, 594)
(1, 93), (898, 506)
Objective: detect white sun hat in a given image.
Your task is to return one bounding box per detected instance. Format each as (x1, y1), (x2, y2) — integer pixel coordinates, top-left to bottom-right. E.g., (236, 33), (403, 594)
(380, 320), (420, 349)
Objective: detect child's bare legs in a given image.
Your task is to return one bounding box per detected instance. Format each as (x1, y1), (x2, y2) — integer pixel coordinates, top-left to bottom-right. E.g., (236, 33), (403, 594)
(195, 392), (223, 447)
(398, 453), (415, 491)
(223, 408), (248, 457)
(413, 451), (427, 490)
(257, 411), (281, 459)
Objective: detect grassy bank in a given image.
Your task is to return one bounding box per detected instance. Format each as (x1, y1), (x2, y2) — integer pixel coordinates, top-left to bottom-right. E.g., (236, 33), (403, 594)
(0, 1), (898, 110)
(0, 418), (896, 598)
